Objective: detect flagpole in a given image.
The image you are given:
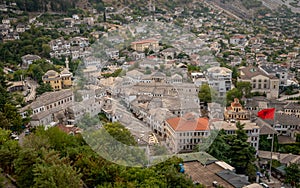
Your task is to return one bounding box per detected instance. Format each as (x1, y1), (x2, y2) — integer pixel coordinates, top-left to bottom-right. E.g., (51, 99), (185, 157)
(269, 105), (276, 180)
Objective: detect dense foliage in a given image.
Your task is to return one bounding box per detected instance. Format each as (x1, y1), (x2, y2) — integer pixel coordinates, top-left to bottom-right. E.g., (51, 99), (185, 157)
(207, 122), (257, 181)
(0, 68), (24, 132)
(0, 125), (201, 187)
(0, 26), (61, 66)
(13, 0), (77, 12)
(285, 163), (300, 187)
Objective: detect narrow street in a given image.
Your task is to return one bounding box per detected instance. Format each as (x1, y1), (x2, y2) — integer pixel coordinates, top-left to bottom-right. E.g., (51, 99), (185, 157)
(25, 79), (38, 102)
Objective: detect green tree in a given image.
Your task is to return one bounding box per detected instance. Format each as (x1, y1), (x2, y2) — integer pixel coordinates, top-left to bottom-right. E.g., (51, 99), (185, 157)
(32, 150), (82, 188)
(285, 163), (300, 187)
(103, 122), (137, 146)
(42, 44), (51, 58)
(14, 148), (39, 187)
(0, 68), (11, 110)
(229, 122), (256, 178)
(259, 135), (278, 152)
(232, 66), (239, 80)
(27, 64), (44, 84)
(236, 81), (252, 98)
(198, 84), (216, 104)
(0, 128), (20, 174)
(36, 83), (53, 96)
(206, 130), (230, 163)
(226, 88), (242, 106)
(0, 104), (23, 132)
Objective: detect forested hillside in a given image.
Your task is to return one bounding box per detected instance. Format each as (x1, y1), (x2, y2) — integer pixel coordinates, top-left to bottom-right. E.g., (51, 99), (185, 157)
(2, 0), (84, 12)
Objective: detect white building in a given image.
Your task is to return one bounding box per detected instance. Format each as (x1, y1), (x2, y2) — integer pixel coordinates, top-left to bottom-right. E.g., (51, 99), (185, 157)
(20, 89), (74, 127)
(206, 67), (232, 97)
(165, 113), (210, 153)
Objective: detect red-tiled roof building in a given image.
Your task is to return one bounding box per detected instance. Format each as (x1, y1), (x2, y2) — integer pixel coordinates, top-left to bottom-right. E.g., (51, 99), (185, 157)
(165, 112), (210, 153)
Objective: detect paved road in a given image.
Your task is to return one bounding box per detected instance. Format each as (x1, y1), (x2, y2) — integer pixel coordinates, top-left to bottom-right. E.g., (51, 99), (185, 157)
(278, 92), (300, 101)
(25, 79), (38, 102)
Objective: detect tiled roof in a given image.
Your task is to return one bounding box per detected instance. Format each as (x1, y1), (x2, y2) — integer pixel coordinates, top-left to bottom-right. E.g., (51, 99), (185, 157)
(284, 102), (300, 109)
(131, 39), (158, 44)
(254, 118), (278, 135)
(30, 89), (73, 109)
(263, 113), (300, 126)
(207, 66), (232, 74)
(184, 161), (234, 188)
(231, 98), (242, 108)
(260, 64), (287, 74)
(166, 113), (209, 131)
(258, 150), (300, 165)
(239, 66), (277, 80)
(217, 170), (250, 188)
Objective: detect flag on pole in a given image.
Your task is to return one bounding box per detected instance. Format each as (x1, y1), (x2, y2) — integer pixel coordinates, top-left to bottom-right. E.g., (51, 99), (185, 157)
(257, 108), (275, 119)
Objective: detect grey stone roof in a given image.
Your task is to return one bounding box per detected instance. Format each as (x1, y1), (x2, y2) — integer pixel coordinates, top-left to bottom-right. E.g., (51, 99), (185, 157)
(263, 113), (300, 126)
(30, 89), (73, 109)
(260, 64), (287, 74)
(239, 66), (277, 80)
(284, 102), (300, 110)
(217, 170), (250, 188)
(151, 71), (166, 78)
(254, 118), (278, 135)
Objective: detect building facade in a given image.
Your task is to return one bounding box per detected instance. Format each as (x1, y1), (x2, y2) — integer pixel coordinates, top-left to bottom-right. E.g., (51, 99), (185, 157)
(165, 113), (210, 153)
(224, 98), (250, 120)
(42, 69), (72, 91)
(213, 120), (260, 151)
(131, 39), (159, 52)
(206, 67), (232, 97)
(238, 66), (280, 99)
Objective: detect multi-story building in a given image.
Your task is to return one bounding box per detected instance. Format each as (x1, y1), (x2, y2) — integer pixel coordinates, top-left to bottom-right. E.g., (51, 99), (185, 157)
(238, 66), (280, 99)
(284, 102), (300, 118)
(224, 98), (250, 121)
(213, 120), (260, 151)
(131, 39), (159, 52)
(49, 37), (89, 59)
(165, 113), (210, 153)
(263, 112), (300, 137)
(42, 60), (72, 91)
(42, 69), (72, 91)
(20, 89), (74, 127)
(206, 67), (232, 97)
(259, 64), (288, 86)
(20, 88), (103, 127)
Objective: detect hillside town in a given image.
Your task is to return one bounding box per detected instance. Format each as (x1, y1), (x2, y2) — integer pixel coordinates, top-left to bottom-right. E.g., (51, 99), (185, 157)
(0, 0), (300, 187)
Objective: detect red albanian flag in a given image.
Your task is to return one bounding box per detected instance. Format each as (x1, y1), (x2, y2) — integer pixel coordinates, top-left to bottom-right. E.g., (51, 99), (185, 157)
(257, 108), (275, 119)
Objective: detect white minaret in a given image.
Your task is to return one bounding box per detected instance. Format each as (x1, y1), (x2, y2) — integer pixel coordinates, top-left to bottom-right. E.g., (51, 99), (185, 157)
(65, 57), (69, 70)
